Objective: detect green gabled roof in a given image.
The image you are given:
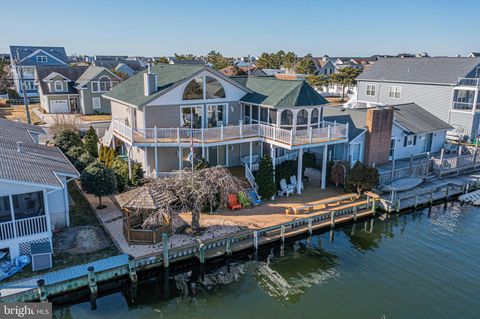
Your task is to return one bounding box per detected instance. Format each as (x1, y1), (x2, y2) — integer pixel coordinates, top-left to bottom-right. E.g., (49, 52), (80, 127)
(238, 77), (328, 108)
(105, 64), (205, 106)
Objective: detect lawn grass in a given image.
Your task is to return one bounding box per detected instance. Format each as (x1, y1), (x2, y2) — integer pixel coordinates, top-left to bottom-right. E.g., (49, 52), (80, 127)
(0, 105), (44, 125)
(1, 182), (119, 283)
(79, 114), (112, 122)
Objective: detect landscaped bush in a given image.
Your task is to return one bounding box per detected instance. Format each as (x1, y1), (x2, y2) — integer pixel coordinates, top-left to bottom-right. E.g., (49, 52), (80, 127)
(111, 158), (129, 193)
(81, 162), (117, 208)
(130, 161), (144, 186)
(54, 129), (82, 152)
(255, 155), (276, 199)
(346, 162), (379, 194)
(83, 126), (99, 158)
(66, 145), (85, 161)
(75, 153), (95, 172)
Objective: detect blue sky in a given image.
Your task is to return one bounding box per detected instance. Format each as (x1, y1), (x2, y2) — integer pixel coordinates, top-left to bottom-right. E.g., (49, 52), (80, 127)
(1, 0), (479, 57)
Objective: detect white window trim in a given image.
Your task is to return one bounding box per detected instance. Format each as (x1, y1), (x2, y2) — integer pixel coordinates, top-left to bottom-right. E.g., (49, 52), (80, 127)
(366, 84), (376, 97)
(36, 55), (48, 63)
(92, 97), (101, 109)
(351, 142), (363, 163)
(54, 80), (63, 92)
(91, 76), (113, 93)
(406, 135), (415, 147)
(388, 86), (401, 99)
(206, 103), (228, 127)
(180, 104), (204, 128)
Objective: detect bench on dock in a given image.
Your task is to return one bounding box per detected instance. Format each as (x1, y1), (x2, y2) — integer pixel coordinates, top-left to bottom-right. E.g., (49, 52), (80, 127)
(285, 193), (359, 215)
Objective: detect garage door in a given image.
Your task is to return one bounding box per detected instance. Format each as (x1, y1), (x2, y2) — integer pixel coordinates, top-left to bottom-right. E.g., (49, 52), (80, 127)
(50, 100), (69, 113)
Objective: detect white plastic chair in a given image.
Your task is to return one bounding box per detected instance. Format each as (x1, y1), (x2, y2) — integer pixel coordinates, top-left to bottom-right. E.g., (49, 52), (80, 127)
(280, 179), (294, 197)
(290, 175), (303, 193)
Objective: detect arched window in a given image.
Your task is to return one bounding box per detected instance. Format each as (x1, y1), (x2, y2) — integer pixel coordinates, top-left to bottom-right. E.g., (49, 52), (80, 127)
(205, 76), (225, 99)
(183, 77), (203, 100)
(311, 108), (319, 126)
(296, 109), (308, 130)
(54, 80), (63, 92)
(98, 76), (112, 92)
(280, 110), (293, 129)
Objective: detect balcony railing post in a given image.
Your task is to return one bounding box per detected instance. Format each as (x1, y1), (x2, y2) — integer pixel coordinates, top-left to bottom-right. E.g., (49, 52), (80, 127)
(308, 127), (312, 143)
(346, 122), (349, 139)
(201, 128), (204, 143)
(239, 121), (243, 139)
(221, 125), (224, 140)
(290, 129), (294, 145)
(327, 125), (331, 141)
(177, 127), (180, 143)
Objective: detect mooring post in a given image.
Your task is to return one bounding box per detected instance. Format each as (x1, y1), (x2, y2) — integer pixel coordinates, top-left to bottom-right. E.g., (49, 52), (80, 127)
(465, 183), (470, 194)
(87, 266), (97, 298)
(162, 233), (169, 268)
(414, 194), (419, 209)
(128, 255), (137, 283)
(37, 279), (47, 302)
(199, 243), (205, 264)
(353, 206), (358, 222)
(280, 225), (285, 242)
(366, 195), (370, 208)
(330, 212), (336, 228)
(253, 231), (259, 250)
(225, 238), (232, 256)
(430, 189), (434, 204)
(371, 200), (376, 215)
(445, 186), (450, 201)
(307, 218), (313, 235)
(396, 199), (401, 213)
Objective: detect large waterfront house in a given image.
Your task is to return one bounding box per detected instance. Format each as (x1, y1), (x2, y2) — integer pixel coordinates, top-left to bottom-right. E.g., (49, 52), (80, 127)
(103, 64), (349, 191)
(0, 119), (78, 260)
(36, 65), (121, 114)
(349, 57), (480, 140)
(323, 103), (452, 166)
(10, 46), (69, 98)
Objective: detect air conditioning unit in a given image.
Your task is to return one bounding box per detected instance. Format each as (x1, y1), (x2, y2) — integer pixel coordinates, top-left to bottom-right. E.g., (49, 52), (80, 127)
(30, 242), (52, 271)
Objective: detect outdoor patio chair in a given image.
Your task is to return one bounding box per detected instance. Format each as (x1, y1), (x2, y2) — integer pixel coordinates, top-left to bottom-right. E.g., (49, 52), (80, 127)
(248, 190), (262, 206)
(290, 175), (303, 193)
(280, 179), (295, 197)
(227, 194), (242, 210)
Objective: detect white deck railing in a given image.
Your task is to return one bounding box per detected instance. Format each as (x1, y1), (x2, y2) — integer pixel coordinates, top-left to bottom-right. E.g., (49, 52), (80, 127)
(457, 77), (480, 87)
(112, 119), (347, 147)
(0, 215), (49, 242)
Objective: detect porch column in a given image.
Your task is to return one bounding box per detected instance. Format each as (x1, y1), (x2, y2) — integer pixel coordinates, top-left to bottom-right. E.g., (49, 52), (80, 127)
(271, 146), (276, 183)
(205, 146), (209, 162)
(154, 126), (158, 178)
(321, 145), (328, 190)
(202, 146), (205, 158)
(127, 146), (132, 180)
(297, 148), (304, 194)
(249, 142), (253, 170)
(226, 146), (230, 167)
(178, 146), (183, 170)
(8, 195), (17, 238)
(43, 189), (52, 237)
(260, 141), (264, 158)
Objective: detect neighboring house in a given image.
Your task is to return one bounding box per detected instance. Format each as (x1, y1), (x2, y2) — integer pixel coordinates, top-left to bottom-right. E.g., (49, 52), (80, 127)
(93, 59), (147, 78)
(219, 65), (267, 77)
(9, 46), (68, 97)
(36, 65), (121, 114)
(0, 119), (78, 259)
(167, 57), (206, 65)
(103, 64), (349, 191)
(323, 103), (451, 166)
(313, 56), (336, 75)
(352, 57), (480, 140)
(262, 69), (286, 76)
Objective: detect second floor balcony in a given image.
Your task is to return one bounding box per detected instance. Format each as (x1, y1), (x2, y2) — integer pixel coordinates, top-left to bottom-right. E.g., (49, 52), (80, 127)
(111, 119), (348, 149)
(457, 77), (480, 88)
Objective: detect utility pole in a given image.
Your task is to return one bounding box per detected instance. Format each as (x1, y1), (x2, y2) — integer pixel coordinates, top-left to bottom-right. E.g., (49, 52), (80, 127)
(16, 49), (31, 125)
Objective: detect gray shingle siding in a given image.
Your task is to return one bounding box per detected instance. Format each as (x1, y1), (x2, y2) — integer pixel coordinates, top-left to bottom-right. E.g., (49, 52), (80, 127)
(357, 81), (453, 127)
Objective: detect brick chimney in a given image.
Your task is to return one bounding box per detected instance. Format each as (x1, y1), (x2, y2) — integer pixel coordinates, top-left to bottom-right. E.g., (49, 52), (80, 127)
(144, 64), (157, 96)
(363, 107), (394, 166)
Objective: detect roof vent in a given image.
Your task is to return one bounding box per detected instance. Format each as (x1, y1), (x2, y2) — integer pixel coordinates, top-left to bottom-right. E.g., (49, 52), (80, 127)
(17, 141), (24, 153)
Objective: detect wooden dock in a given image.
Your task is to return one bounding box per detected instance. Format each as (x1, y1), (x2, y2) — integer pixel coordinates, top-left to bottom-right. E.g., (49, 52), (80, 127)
(0, 194), (378, 303)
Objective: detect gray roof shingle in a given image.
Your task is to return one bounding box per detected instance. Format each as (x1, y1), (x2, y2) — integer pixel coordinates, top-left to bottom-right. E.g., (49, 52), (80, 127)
(356, 57), (480, 85)
(0, 119), (79, 188)
(10, 46), (68, 65)
(36, 65), (88, 95)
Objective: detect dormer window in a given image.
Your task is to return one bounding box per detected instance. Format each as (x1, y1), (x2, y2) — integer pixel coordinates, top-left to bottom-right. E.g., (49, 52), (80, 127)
(37, 56), (48, 63)
(92, 76), (113, 92)
(54, 80), (63, 92)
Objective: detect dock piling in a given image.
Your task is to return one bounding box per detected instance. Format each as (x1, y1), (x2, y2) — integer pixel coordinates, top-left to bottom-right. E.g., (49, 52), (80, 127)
(37, 279), (47, 302)
(253, 231), (259, 250)
(199, 243), (205, 264)
(225, 238), (232, 256)
(396, 199), (401, 213)
(280, 225), (285, 242)
(414, 194), (419, 210)
(87, 266), (97, 298)
(128, 255), (137, 283)
(330, 212), (336, 228)
(353, 206), (358, 222)
(162, 233), (169, 268)
(307, 218), (313, 235)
